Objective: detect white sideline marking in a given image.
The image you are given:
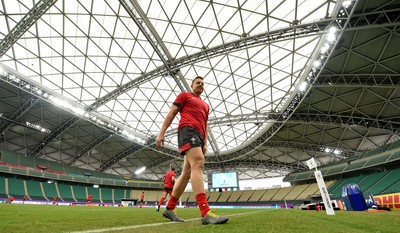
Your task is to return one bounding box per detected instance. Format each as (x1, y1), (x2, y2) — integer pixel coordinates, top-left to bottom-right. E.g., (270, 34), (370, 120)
(67, 210), (267, 233)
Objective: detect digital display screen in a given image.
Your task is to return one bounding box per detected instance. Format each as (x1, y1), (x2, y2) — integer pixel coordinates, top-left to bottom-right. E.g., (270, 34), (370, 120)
(211, 172), (238, 188)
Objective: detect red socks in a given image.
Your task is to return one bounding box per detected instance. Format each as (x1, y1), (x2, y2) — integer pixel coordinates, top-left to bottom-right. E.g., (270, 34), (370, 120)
(158, 197), (165, 206)
(166, 195), (179, 210)
(196, 193), (210, 217)
(166, 193), (210, 217)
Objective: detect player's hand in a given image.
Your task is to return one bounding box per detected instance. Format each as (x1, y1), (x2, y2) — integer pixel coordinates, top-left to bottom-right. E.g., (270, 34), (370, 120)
(203, 143), (208, 154)
(156, 134), (164, 149)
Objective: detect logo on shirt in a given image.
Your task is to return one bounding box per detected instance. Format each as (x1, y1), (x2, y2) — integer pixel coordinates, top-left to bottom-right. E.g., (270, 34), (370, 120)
(191, 137), (196, 144)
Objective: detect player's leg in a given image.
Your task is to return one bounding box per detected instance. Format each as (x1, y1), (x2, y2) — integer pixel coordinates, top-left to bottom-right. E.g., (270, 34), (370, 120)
(162, 156), (190, 222)
(157, 191), (168, 212)
(186, 147), (229, 225)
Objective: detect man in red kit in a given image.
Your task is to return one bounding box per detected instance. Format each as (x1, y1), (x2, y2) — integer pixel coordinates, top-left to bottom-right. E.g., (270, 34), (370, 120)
(139, 191), (145, 208)
(156, 76), (228, 224)
(156, 166), (176, 212)
(52, 196), (57, 205)
(8, 195), (15, 203)
(87, 194), (92, 204)
(23, 195), (28, 204)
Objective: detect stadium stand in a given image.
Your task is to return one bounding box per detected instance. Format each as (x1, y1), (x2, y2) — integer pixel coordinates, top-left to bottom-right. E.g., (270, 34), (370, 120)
(25, 179), (45, 200)
(180, 192), (190, 204)
(248, 189), (267, 202)
(100, 187), (113, 203)
(2, 139), (400, 208)
(0, 176), (7, 198)
(72, 185), (87, 202)
(0, 149), (163, 189)
(186, 190), (197, 204)
(144, 190), (159, 203)
(113, 188), (126, 203)
(296, 182), (320, 200)
(57, 183), (75, 202)
(364, 168), (400, 195)
(385, 179), (400, 194)
(329, 174), (366, 199)
(259, 188), (280, 202)
(217, 190), (232, 203)
(7, 177), (26, 198)
(42, 181), (59, 201)
(357, 171), (388, 193)
(86, 186), (101, 202)
(237, 190), (254, 202)
(207, 191), (221, 204)
(270, 186), (294, 201)
(226, 190), (243, 203)
(284, 184), (309, 200)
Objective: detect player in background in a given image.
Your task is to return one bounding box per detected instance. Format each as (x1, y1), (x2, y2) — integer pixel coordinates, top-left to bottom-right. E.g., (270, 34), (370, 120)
(23, 195), (28, 204)
(87, 194), (92, 204)
(156, 76), (228, 224)
(8, 195), (15, 203)
(139, 191), (145, 208)
(157, 165), (176, 212)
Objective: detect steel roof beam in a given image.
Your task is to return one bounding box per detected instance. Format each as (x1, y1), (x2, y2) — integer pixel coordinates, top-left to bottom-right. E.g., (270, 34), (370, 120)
(89, 18), (333, 110)
(28, 117), (79, 157)
(315, 74), (400, 87)
(66, 133), (114, 166)
(89, 6), (398, 111)
(0, 97), (38, 134)
(0, 0), (59, 57)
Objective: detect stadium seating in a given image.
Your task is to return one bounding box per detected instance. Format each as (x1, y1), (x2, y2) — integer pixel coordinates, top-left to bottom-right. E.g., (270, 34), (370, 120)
(0, 176), (7, 198)
(258, 188), (279, 202)
(297, 182), (320, 200)
(113, 188), (127, 203)
(270, 186), (294, 201)
(25, 180), (45, 200)
(284, 184), (309, 200)
(8, 177), (26, 198)
(364, 168), (400, 195)
(248, 189), (267, 202)
(226, 190), (243, 202)
(144, 190), (160, 203)
(0, 149), (162, 189)
(217, 190), (232, 203)
(43, 182), (60, 201)
(72, 185), (87, 202)
(237, 190), (254, 202)
(57, 183), (75, 202)
(180, 192), (190, 204)
(100, 187), (113, 203)
(86, 186), (101, 202)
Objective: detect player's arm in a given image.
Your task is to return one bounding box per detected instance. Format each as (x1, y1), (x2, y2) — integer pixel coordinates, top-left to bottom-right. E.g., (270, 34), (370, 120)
(156, 105), (179, 149)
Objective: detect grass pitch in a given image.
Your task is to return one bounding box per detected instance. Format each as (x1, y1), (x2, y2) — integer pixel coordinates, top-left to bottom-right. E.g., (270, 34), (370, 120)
(0, 204), (399, 233)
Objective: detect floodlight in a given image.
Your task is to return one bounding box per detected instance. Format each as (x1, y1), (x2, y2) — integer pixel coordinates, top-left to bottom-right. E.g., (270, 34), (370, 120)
(135, 166), (146, 175)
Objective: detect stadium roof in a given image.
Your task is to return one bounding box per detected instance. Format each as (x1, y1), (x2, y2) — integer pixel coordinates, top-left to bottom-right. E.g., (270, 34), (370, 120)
(0, 0), (399, 181)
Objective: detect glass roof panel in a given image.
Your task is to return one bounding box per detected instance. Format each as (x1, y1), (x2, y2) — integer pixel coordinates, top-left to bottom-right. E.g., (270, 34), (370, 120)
(0, 0), (337, 153)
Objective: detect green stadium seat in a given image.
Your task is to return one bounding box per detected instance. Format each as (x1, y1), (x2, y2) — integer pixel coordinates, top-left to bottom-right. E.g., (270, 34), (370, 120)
(25, 180), (45, 200)
(0, 175), (7, 198)
(42, 182), (59, 200)
(72, 185), (87, 202)
(100, 188), (113, 203)
(8, 177), (26, 198)
(57, 183), (75, 202)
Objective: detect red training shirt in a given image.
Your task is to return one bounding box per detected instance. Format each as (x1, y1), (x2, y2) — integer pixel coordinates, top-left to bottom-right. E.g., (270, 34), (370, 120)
(164, 170), (176, 188)
(173, 92), (209, 138)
